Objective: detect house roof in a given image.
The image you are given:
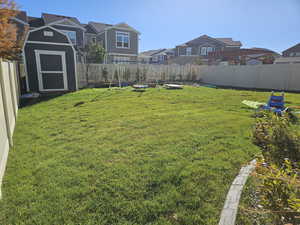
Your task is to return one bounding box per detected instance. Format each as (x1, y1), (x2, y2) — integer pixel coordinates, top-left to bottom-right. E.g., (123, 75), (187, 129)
(88, 22), (112, 33)
(42, 13), (81, 25)
(140, 49), (166, 56)
(215, 38), (242, 47)
(82, 24), (97, 34)
(28, 16), (45, 28)
(114, 22), (140, 34)
(88, 22), (140, 34)
(178, 35), (242, 47)
(282, 43), (300, 53)
(14, 10), (28, 24)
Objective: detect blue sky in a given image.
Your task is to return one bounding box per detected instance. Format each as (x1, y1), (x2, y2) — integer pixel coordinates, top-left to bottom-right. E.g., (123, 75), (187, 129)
(18, 0), (300, 53)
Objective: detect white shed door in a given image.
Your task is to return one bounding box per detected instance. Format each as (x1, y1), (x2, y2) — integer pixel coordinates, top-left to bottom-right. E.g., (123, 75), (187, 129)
(35, 50), (68, 91)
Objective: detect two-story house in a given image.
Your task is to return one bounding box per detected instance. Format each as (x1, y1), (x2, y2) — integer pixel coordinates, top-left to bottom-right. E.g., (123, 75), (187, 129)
(282, 43), (300, 57)
(175, 35), (242, 58)
(138, 48), (175, 64)
(85, 22), (140, 64)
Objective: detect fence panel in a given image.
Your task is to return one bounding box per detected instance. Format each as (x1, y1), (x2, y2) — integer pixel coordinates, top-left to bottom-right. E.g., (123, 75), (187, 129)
(0, 59), (19, 197)
(200, 64), (300, 91)
(0, 61), (16, 135)
(76, 63), (204, 87)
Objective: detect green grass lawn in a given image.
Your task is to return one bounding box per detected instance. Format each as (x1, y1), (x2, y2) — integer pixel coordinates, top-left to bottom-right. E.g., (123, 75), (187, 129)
(1, 87), (299, 225)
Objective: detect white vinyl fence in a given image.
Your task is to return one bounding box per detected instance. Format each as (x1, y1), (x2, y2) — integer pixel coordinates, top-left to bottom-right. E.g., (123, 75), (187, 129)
(77, 63), (300, 91)
(0, 59), (19, 197)
(200, 64), (300, 91)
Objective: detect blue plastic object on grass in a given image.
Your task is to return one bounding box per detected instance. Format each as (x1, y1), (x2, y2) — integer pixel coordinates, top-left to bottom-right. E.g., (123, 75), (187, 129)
(262, 92), (286, 115)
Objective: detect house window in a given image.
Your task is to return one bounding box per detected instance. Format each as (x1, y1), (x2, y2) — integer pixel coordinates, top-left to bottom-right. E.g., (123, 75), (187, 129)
(186, 47), (192, 56)
(92, 37), (96, 44)
(207, 47), (213, 54)
(200, 47), (214, 56)
(200, 47), (207, 56)
(116, 32), (130, 48)
(61, 30), (77, 45)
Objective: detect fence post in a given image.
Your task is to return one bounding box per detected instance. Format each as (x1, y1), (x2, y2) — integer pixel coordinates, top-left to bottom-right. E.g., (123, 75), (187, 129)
(7, 62), (17, 120)
(0, 59), (13, 146)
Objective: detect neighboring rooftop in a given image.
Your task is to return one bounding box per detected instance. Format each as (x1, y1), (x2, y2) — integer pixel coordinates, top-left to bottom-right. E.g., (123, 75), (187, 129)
(140, 49), (166, 56)
(178, 35), (242, 47)
(14, 10), (28, 24)
(88, 22), (112, 33)
(283, 43), (300, 53)
(215, 38), (242, 47)
(28, 16), (44, 28)
(81, 24), (97, 34)
(41, 13), (81, 25)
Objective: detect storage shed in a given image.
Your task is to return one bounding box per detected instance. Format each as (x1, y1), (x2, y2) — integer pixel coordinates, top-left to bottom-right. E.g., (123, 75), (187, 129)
(23, 26), (78, 92)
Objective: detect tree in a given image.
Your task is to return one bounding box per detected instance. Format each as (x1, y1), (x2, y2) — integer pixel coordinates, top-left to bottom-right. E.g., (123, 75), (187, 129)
(82, 43), (106, 86)
(0, 0), (21, 60)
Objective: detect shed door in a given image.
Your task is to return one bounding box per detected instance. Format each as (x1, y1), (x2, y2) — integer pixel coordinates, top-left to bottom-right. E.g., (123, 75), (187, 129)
(35, 50), (68, 91)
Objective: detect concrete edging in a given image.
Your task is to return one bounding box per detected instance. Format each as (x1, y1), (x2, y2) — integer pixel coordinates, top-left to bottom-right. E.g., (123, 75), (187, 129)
(218, 159), (257, 225)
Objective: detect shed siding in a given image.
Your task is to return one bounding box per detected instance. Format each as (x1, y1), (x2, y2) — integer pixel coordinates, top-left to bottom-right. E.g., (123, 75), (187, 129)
(27, 27), (69, 43)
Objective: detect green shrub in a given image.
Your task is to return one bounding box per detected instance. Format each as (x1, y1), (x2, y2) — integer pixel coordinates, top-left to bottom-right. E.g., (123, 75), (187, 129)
(254, 160), (300, 224)
(252, 112), (300, 167)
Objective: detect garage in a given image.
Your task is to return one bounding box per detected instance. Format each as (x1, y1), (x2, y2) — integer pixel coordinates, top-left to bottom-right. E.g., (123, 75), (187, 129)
(23, 26), (78, 93)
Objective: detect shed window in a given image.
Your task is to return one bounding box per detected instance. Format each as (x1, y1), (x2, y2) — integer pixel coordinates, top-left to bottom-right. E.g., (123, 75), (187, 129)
(116, 32), (130, 48)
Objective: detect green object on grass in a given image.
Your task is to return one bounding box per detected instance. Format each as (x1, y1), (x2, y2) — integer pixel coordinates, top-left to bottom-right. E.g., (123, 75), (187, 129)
(242, 100), (266, 109)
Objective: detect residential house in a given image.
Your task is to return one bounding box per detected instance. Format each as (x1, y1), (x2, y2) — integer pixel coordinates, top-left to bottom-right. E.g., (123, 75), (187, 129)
(209, 48), (279, 65)
(274, 57), (300, 64)
(175, 35), (242, 58)
(139, 48), (175, 64)
(86, 22), (140, 64)
(282, 43), (300, 57)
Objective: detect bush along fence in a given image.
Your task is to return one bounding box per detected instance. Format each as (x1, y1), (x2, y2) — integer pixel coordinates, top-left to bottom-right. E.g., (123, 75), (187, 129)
(76, 63), (203, 88)
(0, 59), (19, 198)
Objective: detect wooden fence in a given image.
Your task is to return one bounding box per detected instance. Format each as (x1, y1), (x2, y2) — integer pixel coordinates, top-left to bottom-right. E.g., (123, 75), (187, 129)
(0, 59), (19, 198)
(77, 64), (203, 88)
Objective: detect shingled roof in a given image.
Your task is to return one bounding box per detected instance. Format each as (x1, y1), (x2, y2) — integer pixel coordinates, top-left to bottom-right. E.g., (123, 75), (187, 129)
(140, 49), (166, 56)
(215, 38), (242, 47)
(178, 35), (242, 47)
(14, 10), (28, 24)
(28, 16), (44, 28)
(81, 24), (97, 34)
(42, 13), (81, 25)
(88, 22), (112, 33)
